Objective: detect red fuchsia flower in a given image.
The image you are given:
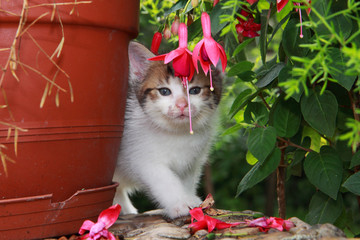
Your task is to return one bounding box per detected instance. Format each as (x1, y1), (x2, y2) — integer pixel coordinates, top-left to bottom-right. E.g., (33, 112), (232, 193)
(246, 217), (295, 233)
(277, 0), (289, 12)
(171, 15), (180, 36)
(149, 23), (195, 134)
(213, 0), (219, 6)
(235, 9), (261, 40)
(246, 0), (258, 4)
(79, 204), (121, 240)
(163, 24), (171, 40)
(192, 12), (227, 91)
(150, 32), (162, 55)
(189, 207), (240, 234)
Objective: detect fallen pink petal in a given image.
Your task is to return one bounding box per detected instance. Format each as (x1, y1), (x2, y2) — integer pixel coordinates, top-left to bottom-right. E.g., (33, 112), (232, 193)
(79, 204), (121, 240)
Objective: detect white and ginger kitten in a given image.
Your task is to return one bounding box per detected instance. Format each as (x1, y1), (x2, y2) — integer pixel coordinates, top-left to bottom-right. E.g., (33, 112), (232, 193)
(113, 42), (223, 219)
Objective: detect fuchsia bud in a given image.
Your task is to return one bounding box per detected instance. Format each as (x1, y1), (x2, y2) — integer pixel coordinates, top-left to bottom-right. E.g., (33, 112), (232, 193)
(150, 32), (162, 55)
(213, 0), (219, 6)
(163, 24), (171, 40)
(171, 16), (180, 36)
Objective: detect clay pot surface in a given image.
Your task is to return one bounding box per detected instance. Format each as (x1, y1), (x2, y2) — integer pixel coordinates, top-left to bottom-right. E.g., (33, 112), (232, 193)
(0, 0), (139, 239)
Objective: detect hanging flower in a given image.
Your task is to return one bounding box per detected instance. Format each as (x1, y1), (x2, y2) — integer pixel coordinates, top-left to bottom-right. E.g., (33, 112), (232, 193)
(277, 0), (289, 12)
(192, 12), (227, 91)
(150, 32), (162, 55)
(246, 0), (258, 5)
(189, 207), (240, 234)
(213, 0), (219, 6)
(79, 204), (121, 240)
(235, 9), (261, 40)
(149, 23), (195, 134)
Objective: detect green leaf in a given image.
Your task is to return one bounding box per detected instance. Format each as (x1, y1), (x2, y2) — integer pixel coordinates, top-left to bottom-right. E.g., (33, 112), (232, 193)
(301, 89), (338, 137)
(282, 17), (310, 58)
(278, 66), (303, 102)
(237, 148), (281, 197)
(247, 126), (277, 164)
(232, 38), (254, 57)
(350, 151), (360, 169)
(255, 63), (285, 88)
(328, 48), (357, 91)
(260, 10), (270, 64)
(246, 150), (258, 165)
(222, 124), (243, 136)
(230, 89), (260, 119)
(304, 146), (343, 200)
(244, 102), (269, 126)
(270, 97), (301, 138)
(343, 172), (360, 195)
(305, 192), (343, 225)
(228, 61), (254, 77)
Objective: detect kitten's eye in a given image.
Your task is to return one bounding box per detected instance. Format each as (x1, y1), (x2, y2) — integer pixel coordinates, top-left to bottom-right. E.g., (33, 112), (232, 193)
(158, 88), (172, 96)
(189, 87), (201, 95)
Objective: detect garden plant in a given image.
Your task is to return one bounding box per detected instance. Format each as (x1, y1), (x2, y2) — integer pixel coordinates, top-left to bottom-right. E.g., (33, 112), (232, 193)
(139, 0), (360, 237)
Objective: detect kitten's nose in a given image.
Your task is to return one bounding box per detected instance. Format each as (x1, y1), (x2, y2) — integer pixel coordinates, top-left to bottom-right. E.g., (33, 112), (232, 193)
(175, 97), (188, 112)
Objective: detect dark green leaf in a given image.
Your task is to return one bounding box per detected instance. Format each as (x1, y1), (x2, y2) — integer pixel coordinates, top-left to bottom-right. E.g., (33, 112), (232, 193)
(164, 0), (187, 16)
(282, 17), (310, 58)
(350, 151), (360, 169)
(343, 172), (360, 195)
(270, 97), (301, 138)
(304, 146), (343, 200)
(237, 148), (281, 197)
(255, 62), (285, 88)
(244, 102), (269, 126)
(247, 126), (277, 164)
(228, 61), (254, 77)
(232, 38), (254, 57)
(301, 89), (338, 137)
(236, 71), (256, 82)
(305, 192), (343, 225)
(328, 48), (357, 91)
(260, 10), (270, 64)
(278, 66), (303, 102)
(230, 89), (260, 119)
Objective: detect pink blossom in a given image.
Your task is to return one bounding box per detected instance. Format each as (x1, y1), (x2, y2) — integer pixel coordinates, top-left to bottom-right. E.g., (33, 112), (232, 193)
(149, 23), (195, 134)
(246, 216), (295, 233)
(171, 15), (180, 36)
(192, 12), (227, 91)
(79, 204), (121, 240)
(163, 24), (171, 40)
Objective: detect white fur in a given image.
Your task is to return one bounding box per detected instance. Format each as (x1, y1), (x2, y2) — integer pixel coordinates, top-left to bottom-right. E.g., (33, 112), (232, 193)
(113, 42), (221, 218)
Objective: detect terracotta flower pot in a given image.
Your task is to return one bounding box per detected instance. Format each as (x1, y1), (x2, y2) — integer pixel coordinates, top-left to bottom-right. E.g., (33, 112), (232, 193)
(0, 0), (139, 239)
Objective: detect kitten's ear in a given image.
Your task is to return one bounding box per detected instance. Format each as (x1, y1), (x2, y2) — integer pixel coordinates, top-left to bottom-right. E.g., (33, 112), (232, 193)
(128, 41), (154, 82)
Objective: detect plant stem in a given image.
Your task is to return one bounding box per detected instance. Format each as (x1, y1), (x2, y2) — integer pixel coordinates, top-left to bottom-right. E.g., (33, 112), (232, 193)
(277, 145), (286, 219)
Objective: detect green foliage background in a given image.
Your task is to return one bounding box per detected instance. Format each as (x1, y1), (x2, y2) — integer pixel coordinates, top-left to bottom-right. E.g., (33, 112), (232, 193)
(134, 0), (360, 237)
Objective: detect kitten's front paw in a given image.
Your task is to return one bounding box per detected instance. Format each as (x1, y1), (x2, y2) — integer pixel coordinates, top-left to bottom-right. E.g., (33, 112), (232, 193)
(165, 196), (202, 219)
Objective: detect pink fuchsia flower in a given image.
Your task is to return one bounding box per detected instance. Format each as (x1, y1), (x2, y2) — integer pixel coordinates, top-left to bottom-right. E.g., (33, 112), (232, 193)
(150, 32), (162, 55)
(192, 12), (227, 91)
(213, 0), (219, 6)
(79, 204), (121, 240)
(149, 23), (195, 134)
(246, 217), (295, 233)
(277, 0), (289, 12)
(189, 207), (240, 234)
(235, 9), (261, 40)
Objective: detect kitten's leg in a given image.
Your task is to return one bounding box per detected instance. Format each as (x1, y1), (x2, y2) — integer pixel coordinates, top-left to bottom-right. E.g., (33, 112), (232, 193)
(113, 187), (138, 215)
(139, 164), (201, 218)
(113, 167), (138, 215)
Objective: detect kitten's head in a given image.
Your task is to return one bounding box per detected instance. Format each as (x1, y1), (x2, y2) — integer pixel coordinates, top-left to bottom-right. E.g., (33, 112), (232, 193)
(128, 41), (223, 133)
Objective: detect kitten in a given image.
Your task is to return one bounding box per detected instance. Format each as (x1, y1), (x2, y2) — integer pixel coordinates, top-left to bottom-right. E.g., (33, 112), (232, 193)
(113, 42), (223, 219)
